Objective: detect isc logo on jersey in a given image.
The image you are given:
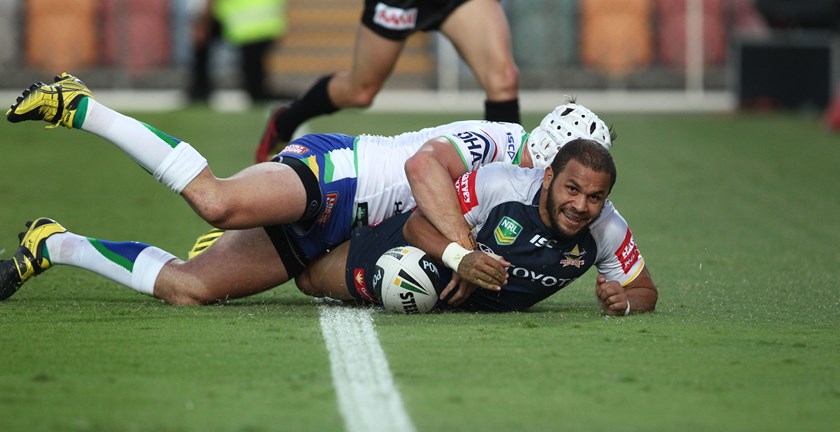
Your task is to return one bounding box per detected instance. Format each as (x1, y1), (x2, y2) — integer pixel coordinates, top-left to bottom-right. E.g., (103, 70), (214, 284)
(506, 132), (516, 160)
(373, 3), (417, 30)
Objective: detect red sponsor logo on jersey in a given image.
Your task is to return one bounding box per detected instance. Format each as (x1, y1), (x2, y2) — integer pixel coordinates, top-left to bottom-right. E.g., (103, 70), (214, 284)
(455, 171), (479, 214)
(615, 229), (641, 274)
(373, 3), (417, 30)
(316, 193), (339, 225)
(353, 268), (375, 302)
(280, 144), (309, 155)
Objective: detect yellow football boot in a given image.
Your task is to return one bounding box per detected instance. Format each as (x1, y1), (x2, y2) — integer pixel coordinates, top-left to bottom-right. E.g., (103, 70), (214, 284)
(6, 72), (93, 129)
(0, 218), (67, 301)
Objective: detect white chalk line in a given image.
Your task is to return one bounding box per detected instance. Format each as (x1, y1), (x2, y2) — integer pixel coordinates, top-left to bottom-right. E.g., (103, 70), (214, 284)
(318, 304), (416, 432)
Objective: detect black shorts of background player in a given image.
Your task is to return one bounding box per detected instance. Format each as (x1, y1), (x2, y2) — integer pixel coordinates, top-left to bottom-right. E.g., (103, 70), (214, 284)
(254, 0), (520, 162)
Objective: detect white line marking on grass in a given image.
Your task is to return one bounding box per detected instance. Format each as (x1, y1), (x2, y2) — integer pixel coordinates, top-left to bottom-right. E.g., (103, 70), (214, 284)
(318, 304), (415, 432)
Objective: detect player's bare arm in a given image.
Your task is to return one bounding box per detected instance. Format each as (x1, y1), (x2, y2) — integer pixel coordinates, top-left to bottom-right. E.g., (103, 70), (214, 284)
(595, 266), (657, 316)
(403, 208), (508, 291)
(404, 137), (475, 249)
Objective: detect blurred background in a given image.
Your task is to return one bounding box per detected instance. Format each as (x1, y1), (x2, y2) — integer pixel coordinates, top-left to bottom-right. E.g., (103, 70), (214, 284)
(0, 0), (838, 115)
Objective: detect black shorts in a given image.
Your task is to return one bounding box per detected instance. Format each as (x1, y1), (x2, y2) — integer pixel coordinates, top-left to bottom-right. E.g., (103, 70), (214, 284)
(261, 156), (322, 278)
(361, 0), (471, 41)
(344, 211), (457, 305)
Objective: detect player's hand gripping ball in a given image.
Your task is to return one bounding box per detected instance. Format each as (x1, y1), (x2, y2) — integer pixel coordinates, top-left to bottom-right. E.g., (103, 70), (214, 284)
(373, 246), (441, 313)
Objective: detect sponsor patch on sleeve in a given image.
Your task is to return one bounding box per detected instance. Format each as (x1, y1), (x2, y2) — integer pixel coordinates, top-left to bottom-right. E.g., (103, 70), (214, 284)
(615, 228), (641, 274)
(455, 171), (479, 214)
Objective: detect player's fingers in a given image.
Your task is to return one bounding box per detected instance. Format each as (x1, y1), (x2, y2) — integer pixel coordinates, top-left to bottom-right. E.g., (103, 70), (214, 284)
(485, 252), (512, 268)
(476, 260), (507, 285)
(465, 269), (501, 292)
(603, 294), (629, 314)
(447, 284), (468, 306)
(599, 282), (622, 301)
(477, 268), (503, 290)
(440, 278), (459, 302)
(446, 280), (476, 306)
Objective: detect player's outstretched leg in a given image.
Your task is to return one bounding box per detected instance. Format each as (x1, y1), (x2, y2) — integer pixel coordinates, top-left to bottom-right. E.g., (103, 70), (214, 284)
(6, 72), (209, 196)
(254, 74), (339, 163)
(0, 218), (177, 301)
(6, 73), (92, 129)
(255, 106), (288, 163)
(0, 218), (67, 300)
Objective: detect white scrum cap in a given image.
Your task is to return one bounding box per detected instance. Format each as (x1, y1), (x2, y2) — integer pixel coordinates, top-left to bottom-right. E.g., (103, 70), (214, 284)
(527, 103), (612, 169)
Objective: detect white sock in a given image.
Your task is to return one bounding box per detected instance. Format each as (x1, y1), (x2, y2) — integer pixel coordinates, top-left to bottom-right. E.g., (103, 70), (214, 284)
(77, 99), (208, 193)
(45, 232), (176, 296)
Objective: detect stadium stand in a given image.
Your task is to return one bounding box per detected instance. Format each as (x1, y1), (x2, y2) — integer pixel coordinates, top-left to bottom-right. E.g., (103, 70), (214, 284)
(265, 0), (434, 91)
(0, 1), (19, 66)
(656, 0), (727, 69)
(510, 0), (579, 67)
(580, 0), (654, 77)
(0, 0), (742, 112)
(102, 0), (172, 73)
(26, 0), (99, 70)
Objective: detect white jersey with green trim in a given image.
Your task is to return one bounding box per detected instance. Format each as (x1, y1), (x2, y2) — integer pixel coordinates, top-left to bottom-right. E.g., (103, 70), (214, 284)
(351, 120), (528, 227)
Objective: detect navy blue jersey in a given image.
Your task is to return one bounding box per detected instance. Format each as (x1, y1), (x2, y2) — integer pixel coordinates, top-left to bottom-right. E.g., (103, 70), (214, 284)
(345, 164), (645, 311)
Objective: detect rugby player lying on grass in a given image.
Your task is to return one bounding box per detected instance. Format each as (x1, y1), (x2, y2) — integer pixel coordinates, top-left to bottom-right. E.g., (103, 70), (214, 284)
(297, 139), (658, 314)
(1, 73), (617, 307)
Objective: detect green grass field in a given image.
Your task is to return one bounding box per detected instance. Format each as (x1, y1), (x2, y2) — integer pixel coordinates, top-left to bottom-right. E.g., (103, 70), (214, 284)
(1, 105), (839, 432)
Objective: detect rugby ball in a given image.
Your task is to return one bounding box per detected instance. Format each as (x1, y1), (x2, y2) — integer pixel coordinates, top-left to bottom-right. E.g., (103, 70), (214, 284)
(373, 246), (441, 314)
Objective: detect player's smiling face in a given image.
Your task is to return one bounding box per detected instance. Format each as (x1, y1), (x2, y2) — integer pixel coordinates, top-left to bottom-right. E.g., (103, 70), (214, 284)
(541, 160), (611, 238)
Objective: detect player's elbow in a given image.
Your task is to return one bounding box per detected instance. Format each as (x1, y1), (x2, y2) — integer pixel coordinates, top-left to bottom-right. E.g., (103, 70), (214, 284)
(404, 153), (424, 181)
(404, 151), (437, 183)
(630, 285), (658, 314)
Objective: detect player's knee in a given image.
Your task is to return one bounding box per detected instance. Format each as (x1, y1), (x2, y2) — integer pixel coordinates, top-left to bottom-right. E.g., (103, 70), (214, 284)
(194, 195), (237, 229)
(154, 282), (206, 305)
(294, 269), (322, 297)
(182, 183), (238, 229)
(154, 262), (219, 305)
(483, 63), (519, 99)
(346, 83), (382, 108)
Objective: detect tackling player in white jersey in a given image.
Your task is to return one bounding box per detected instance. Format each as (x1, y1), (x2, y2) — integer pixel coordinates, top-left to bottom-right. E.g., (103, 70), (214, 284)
(1, 73), (613, 306)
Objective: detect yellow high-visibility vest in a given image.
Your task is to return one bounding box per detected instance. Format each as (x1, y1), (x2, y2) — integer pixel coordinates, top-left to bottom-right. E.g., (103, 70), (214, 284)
(213, 0), (287, 45)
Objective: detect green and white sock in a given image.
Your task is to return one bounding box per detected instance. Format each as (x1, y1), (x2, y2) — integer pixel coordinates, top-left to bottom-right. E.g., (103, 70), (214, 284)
(44, 232), (176, 296)
(74, 98), (208, 194)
